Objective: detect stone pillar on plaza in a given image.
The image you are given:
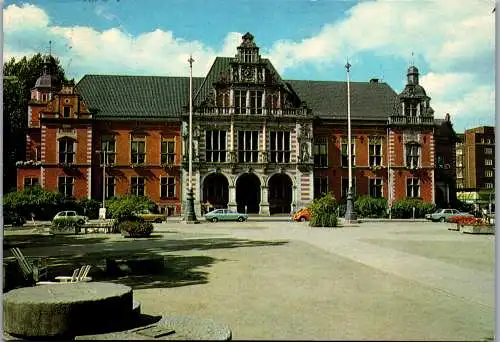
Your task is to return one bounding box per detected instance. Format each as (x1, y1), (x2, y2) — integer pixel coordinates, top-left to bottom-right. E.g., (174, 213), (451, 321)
(260, 186), (270, 215)
(228, 185), (237, 212)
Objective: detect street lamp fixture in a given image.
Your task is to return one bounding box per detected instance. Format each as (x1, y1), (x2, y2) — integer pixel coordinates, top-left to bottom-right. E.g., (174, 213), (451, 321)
(344, 59), (357, 223)
(184, 55), (199, 224)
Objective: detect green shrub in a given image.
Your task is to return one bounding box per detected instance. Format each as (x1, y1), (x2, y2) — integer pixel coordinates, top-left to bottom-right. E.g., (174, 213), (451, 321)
(308, 192), (338, 227)
(4, 185), (63, 220)
(391, 198), (435, 218)
(354, 195), (388, 218)
(78, 198), (101, 219)
(106, 195), (155, 223)
(118, 220), (154, 237)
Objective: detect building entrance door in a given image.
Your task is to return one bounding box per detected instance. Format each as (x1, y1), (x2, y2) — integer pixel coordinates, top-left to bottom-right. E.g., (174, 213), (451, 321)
(202, 173), (229, 212)
(236, 173), (261, 214)
(268, 173), (293, 215)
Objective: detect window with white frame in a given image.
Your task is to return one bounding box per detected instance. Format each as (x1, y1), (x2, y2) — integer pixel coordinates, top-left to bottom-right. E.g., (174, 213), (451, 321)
(160, 176), (175, 198)
(314, 176), (328, 198)
(101, 137), (116, 164)
(369, 178), (383, 198)
(206, 130), (227, 162)
(161, 139), (175, 164)
(406, 178), (420, 198)
(406, 143), (420, 168)
(59, 139), (75, 163)
(249, 90), (263, 114)
(106, 176), (116, 199)
(270, 131), (291, 163)
(238, 131), (259, 162)
(341, 138), (355, 167)
(369, 137), (382, 166)
(313, 137), (328, 167)
(234, 90), (247, 114)
(131, 136), (146, 164)
(485, 159), (493, 166)
(485, 148), (493, 155)
(341, 177), (356, 198)
(485, 183), (494, 189)
(485, 170), (494, 178)
(58, 176), (74, 197)
(24, 177), (39, 189)
(131, 177), (145, 196)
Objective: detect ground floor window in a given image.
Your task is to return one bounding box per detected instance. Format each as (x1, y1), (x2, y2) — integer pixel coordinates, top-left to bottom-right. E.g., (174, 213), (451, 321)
(314, 176), (328, 198)
(341, 177), (356, 198)
(369, 178), (383, 198)
(161, 177), (175, 198)
(406, 178), (420, 198)
(24, 177), (39, 189)
(131, 177), (145, 196)
(58, 176), (74, 197)
(106, 176), (116, 199)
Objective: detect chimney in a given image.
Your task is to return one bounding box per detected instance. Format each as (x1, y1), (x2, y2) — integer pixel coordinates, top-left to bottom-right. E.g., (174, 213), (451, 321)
(369, 78), (379, 84)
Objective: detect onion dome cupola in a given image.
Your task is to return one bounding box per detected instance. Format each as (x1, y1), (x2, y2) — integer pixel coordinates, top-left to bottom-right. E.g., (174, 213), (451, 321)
(395, 64), (434, 117)
(31, 55), (61, 102)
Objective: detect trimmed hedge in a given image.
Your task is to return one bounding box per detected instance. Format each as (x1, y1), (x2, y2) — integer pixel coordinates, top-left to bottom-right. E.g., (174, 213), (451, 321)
(52, 217), (83, 229)
(391, 198), (435, 218)
(118, 220), (154, 237)
(354, 195), (388, 218)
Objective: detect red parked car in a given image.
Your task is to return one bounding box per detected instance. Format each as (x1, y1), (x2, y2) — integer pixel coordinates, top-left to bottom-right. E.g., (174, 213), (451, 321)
(292, 208), (312, 222)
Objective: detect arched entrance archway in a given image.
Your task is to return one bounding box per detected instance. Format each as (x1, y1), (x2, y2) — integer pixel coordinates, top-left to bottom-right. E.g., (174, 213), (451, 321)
(268, 173), (293, 215)
(236, 173), (261, 214)
(202, 173), (229, 211)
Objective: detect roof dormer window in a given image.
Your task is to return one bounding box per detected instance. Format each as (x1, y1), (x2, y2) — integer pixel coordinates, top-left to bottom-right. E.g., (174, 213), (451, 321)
(63, 106), (71, 118)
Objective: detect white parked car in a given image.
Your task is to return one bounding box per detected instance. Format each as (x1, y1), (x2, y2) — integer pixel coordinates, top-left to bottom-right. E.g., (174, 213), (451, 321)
(52, 211), (89, 225)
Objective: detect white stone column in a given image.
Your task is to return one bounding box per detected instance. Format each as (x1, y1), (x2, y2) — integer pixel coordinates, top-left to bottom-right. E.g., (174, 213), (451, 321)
(228, 185), (237, 211)
(260, 186), (270, 215)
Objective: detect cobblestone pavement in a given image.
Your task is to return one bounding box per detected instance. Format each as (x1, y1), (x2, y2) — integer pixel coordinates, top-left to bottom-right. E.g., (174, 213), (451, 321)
(4, 220), (495, 340)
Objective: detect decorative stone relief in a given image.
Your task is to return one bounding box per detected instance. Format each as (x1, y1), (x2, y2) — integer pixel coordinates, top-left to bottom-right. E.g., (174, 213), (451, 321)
(403, 130), (420, 144)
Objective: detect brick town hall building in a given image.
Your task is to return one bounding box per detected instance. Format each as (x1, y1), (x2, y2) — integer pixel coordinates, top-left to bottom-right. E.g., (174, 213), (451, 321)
(17, 33), (457, 216)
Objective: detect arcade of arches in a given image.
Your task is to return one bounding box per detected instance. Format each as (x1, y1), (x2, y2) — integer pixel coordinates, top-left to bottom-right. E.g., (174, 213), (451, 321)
(201, 172), (294, 214)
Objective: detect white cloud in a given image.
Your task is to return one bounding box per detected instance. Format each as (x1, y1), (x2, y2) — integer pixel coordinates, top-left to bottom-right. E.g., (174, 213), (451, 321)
(4, 3), (49, 30)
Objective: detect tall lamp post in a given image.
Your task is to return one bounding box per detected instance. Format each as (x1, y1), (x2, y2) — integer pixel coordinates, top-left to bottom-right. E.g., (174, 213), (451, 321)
(344, 59), (357, 223)
(184, 55), (199, 224)
(96, 149), (107, 220)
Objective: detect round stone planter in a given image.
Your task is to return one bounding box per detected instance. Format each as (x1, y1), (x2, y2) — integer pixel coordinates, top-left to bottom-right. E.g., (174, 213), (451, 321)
(4, 282), (134, 339)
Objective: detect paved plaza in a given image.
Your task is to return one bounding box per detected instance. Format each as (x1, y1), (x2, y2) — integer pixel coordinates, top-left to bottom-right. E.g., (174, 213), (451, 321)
(4, 220), (495, 340)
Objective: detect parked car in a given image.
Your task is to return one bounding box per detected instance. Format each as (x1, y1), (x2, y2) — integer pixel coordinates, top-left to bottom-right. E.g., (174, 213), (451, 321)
(4, 210), (26, 226)
(292, 208), (312, 222)
(52, 211), (89, 225)
(135, 209), (166, 223)
(205, 209), (248, 222)
(425, 209), (473, 222)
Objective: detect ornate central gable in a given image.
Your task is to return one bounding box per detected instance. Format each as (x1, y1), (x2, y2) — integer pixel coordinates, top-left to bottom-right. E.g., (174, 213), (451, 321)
(196, 33), (310, 117)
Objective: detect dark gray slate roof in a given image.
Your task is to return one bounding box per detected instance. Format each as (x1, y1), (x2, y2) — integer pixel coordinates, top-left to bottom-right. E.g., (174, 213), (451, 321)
(75, 75), (204, 120)
(75, 61), (399, 121)
(286, 80), (398, 120)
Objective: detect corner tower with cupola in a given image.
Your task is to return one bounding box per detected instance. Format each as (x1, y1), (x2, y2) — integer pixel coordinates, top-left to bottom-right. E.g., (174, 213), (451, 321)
(17, 56), (93, 201)
(182, 32), (314, 216)
(387, 65), (435, 205)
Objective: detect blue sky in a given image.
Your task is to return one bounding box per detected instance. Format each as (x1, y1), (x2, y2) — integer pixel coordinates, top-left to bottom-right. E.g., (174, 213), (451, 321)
(3, 0), (495, 132)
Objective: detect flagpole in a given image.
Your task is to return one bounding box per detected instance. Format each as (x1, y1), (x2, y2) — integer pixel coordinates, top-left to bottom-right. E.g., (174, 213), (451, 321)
(184, 55), (199, 224)
(344, 59), (357, 223)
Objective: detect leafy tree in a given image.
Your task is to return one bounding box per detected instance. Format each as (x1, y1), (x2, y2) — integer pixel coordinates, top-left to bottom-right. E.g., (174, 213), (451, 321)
(106, 195), (155, 222)
(3, 54), (67, 193)
(3, 185), (63, 220)
(354, 195), (388, 218)
(78, 198), (101, 219)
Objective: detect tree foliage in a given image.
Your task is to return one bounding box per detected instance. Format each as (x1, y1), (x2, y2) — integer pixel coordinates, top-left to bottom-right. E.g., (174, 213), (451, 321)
(354, 195), (388, 218)
(391, 198), (436, 218)
(308, 192), (339, 227)
(3, 185), (63, 220)
(106, 195), (155, 223)
(3, 54), (67, 193)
